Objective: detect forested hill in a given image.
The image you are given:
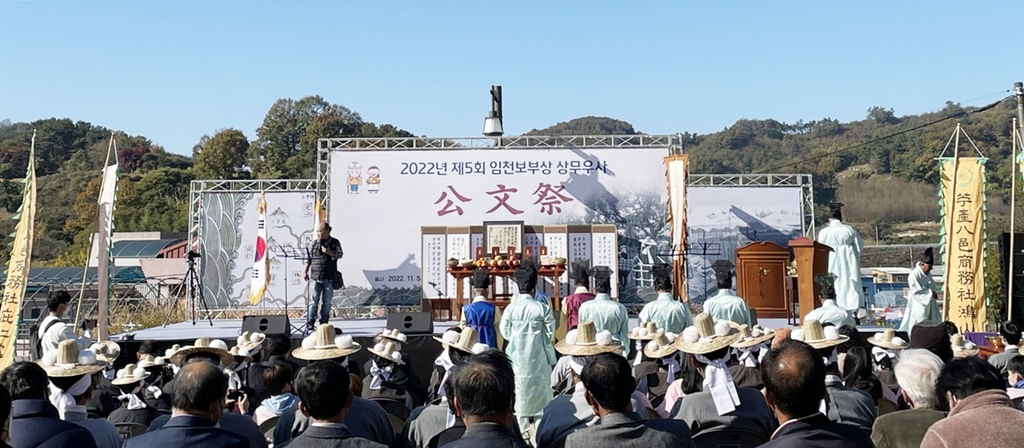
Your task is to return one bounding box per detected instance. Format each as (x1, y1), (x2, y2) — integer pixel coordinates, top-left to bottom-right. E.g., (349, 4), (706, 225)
(0, 97), (1017, 265)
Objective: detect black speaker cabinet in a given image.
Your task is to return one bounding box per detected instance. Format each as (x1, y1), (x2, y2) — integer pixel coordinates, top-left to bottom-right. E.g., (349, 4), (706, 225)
(999, 233), (1024, 323)
(241, 315), (291, 336)
(386, 312), (434, 335)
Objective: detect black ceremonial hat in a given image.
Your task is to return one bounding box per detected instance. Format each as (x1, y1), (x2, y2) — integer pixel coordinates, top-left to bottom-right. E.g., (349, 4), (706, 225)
(652, 263), (673, 290)
(514, 260), (538, 292)
(920, 247), (934, 265)
(570, 259), (590, 284)
(714, 269), (732, 285)
(471, 268), (491, 290)
(814, 273), (837, 301)
(592, 266), (613, 291)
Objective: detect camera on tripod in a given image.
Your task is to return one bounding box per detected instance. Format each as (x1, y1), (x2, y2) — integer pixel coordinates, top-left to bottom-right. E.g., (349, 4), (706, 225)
(187, 250), (201, 261)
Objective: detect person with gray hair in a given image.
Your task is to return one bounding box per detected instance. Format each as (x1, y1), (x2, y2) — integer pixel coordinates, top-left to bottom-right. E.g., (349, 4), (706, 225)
(869, 349), (946, 448)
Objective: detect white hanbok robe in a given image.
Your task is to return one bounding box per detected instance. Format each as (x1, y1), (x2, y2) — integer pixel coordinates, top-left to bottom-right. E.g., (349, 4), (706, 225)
(703, 289), (753, 327)
(578, 293), (631, 357)
(897, 263), (942, 332)
(500, 293), (556, 421)
(805, 299), (855, 329)
(817, 219), (865, 311)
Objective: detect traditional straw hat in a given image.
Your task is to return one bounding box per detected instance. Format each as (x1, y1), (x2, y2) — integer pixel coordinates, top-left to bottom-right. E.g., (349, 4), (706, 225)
(792, 319), (848, 350)
(378, 329), (409, 345)
(111, 363), (151, 386)
(368, 340), (405, 365)
(951, 334), (979, 358)
(169, 338), (233, 367)
(731, 325), (776, 349)
(237, 331), (267, 352)
(89, 341), (121, 364)
(292, 324), (362, 360)
(164, 344), (181, 359)
(229, 345), (253, 363)
(433, 328), (480, 355)
(867, 328), (908, 350)
(555, 321), (622, 356)
(628, 322), (660, 341)
(644, 331), (680, 359)
(675, 313), (741, 355)
(137, 354), (166, 371)
(39, 340), (105, 377)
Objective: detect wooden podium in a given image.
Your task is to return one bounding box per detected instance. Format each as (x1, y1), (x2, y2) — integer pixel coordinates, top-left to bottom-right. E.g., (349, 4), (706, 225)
(789, 236), (833, 323)
(735, 241), (791, 318)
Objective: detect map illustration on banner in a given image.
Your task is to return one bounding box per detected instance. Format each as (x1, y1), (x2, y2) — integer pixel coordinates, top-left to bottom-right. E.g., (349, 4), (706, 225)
(327, 147), (807, 307)
(199, 190), (316, 309)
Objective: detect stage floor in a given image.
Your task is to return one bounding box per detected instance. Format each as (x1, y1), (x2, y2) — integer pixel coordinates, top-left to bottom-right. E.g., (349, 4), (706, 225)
(114, 316), (890, 342)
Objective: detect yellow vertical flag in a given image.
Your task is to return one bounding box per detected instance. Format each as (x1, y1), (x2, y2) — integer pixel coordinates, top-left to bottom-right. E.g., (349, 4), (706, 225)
(664, 154), (689, 302)
(249, 193), (270, 305)
(0, 135), (37, 369)
(939, 157), (986, 332)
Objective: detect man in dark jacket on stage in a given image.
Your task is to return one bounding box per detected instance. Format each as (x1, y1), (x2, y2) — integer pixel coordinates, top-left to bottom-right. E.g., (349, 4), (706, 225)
(304, 222), (343, 329)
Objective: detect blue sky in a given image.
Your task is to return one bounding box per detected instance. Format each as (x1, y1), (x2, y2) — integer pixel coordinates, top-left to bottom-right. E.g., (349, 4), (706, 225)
(1, 1), (1020, 155)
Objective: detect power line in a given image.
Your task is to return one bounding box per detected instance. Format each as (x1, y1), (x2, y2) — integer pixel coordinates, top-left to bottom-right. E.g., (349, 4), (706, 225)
(754, 97), (1009, 173)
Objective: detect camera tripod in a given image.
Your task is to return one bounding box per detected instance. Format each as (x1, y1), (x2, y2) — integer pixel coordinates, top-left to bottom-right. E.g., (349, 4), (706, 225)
(164, 250), (213, 327)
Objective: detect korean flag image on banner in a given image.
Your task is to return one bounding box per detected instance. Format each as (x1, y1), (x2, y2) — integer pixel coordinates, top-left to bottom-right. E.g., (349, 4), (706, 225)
(250, 192), (271, 305)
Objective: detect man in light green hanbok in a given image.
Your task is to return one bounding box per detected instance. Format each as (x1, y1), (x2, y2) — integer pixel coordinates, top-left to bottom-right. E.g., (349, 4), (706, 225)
(578, 266), (630, 357)
(500, 260), (556, 430)
(702, 268), (752, 327)
(816, 203), (865, 314)
(898, 248), (942, 332)
(805, 273), (856, 328)
(638, 264), (693, 334)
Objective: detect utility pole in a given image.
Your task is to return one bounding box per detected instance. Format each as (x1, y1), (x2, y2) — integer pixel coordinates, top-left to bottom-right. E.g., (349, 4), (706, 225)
(1011, 82), (1024, 322)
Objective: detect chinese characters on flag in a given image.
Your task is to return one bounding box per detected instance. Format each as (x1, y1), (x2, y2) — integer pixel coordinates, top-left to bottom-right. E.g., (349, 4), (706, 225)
(940, 157), (986, 333)
(434, 182), (574, 217)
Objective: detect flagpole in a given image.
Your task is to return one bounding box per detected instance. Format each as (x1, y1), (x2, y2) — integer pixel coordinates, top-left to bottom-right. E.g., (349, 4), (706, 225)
(1011, 120), (1018, 322)
(942, 124), (962, 322)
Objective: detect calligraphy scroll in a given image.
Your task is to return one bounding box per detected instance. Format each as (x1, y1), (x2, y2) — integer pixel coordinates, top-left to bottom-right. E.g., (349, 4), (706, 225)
(939, 157), (986, 332)
(0, 142), (36, 369)
(665, 155), (689, 301)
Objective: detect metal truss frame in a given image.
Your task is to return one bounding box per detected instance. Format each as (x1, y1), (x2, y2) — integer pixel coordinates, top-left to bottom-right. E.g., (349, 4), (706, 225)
(688, 174), (816, 236)
(187, 179), (318, 321)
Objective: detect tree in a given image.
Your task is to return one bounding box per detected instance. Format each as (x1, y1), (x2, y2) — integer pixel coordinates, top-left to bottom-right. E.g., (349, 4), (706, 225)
(867, 106), (900, 125)
(193, 129), (250, 179)
(249, 95), (363, 179)
(526, 116), (638, 135)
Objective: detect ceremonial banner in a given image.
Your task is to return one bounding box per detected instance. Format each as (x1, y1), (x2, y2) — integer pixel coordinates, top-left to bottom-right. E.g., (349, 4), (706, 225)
(939, 157), (986, 332)
(665, 155), (689, 301)
(0, 138), (36, 369)
(249, 193), (270, 305)
(95, 160), (117, 341)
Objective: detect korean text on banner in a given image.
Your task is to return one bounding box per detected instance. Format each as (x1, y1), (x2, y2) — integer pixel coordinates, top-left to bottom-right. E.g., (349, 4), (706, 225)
(250, 193), (270, 305)
(665, 155), (689, 301)
(0, 145), (36, 369)
(939, 157), (987, 333)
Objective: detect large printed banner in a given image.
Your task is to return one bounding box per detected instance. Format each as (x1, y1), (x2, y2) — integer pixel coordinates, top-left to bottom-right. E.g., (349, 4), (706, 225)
(685, 187), (804, 302)
(940, 157), (987, 333)
(329, 148), (670, 305)
(199, 191), (316, 309)
(0, 146), (36, 368)
(665, 155), (689, 301)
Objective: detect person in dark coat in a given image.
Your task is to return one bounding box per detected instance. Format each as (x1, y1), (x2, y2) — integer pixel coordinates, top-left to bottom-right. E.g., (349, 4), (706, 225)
(0, 361), (98, 448)
(0, 383), (11, 448)
(249, 334), (302, 401)
(107, 363), (163, 427)
(444, 350), (526, 448)
(362, 330), (427, 408)
(285, 360), (386, 448)
(565, 353), (694, 448)
(123, 362), (247, 448)
(759, 339), (874, 448)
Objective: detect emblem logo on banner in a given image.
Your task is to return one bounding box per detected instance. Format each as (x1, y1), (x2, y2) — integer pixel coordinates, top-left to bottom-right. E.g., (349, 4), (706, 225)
(250, 192), (271, 305)
(939, 157), (986, 332)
